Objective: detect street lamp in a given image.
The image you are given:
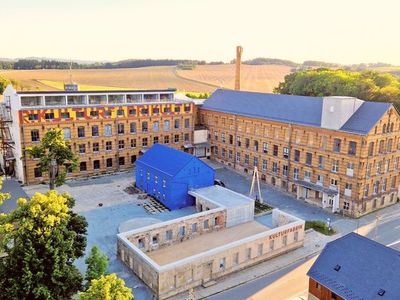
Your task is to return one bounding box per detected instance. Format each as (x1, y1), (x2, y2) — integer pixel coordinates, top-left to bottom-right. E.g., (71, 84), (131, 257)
(327, 217), (331, 231)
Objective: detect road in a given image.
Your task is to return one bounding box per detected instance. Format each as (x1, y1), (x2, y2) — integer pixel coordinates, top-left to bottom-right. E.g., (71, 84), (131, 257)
(209, 208), (400, 300)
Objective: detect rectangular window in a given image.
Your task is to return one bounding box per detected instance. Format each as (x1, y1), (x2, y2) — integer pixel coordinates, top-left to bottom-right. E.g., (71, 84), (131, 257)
(117, 109), (124, 117)
(44, 113), (54, 120)
(166, 230), (173, 240)
(118, 140), (125, 149)
(118, 123), (124, 134)
(152, 107), (160, 115)
(262, 159), (267, 171)
(178, 226), (185, 237)
(174, 119), (180, 129)
(333, 138), (341, 152)
(174, 106), (181, 113)
(153, 136), (159, 144)
(93, 160), (100, 170)
(305, 153), (312, 165)
(258, 243), (263, 256)
(272, 162), (278, 173)
(142, 138), (148, 147)
(34, 167), (42, 178)
(104, 110), (112, 117)
(63, 128), (71, 140)
(304, 171), (311, 181)
(331, 160), (339, 172)
(174, 134), (179, 143)
(92, 142), (99, 152)
(31, 130), (40, 142)
(348, 141), (357, 155)
(244, 154), (249, 165)
(269, 240), (274, 251)
(104, 125), (112, 136)
(253, 157), (259, 167)
(79, 144), (86, 154)
(78, 126), (85, 138)
(130, 122), (136, 134)
(90, 111), (99, 118)
(246, 248), (252, 259)
(368, 142), (374, 156)
(283, 147), (289, 159)
(263, 142), (268, 153)
(282, 165), (288, 177)
(293, 168), (299, 180)
(163, 120), (170, 131)
(106, 141), (112, 151)
(204, 219), (209, 229)
(128, 108), (136, 116)
(106, 158), (113, 168)
(191, 223), (197, 233)
(219, 257), (226, 270)
(141, 108), (149, 115)
(140, 121), (147, 133)
(80, 162), (87, 171)
(28, 114), (39, 121)
(92, 125), (99, 137)
(233, 252), (239, 265)
(60, 112), (70, 119)
(318, 155), (325, 169)
(282, 235), (287, 246)
(131, 139), (136, 148)
(131, 155), (136, 164)
(153, 121), (159, 132)
(294, 150), (300, 162)
(76, 111), (84, 118)
(184, 118), (190, 128)
(164, 136), (169, 144)
(273, 145), (278, 156)
(119, 157), (125, 166)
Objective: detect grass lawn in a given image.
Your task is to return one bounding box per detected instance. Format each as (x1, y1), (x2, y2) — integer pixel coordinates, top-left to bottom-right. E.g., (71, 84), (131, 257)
(305, 220), (336, 236)
(254, 201), (273, 214)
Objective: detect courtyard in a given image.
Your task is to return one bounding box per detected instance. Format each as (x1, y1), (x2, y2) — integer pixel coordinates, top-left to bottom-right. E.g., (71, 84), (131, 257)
(8, 162), (344, 300)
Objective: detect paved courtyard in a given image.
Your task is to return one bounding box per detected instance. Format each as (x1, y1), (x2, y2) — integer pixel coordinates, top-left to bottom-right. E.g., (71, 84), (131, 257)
(3, 162), (391, 300)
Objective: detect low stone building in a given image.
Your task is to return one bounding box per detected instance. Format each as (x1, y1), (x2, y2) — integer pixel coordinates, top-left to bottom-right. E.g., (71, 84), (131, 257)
(117, 185), (305, 299)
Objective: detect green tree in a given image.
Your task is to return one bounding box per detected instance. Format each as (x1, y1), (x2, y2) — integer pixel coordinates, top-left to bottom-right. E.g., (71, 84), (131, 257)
(274, 68), (400, 110)
(85, 246), (109, 289)
(25, 128), (78, 190)
(79, 274), (133, 300)
(0, 190), (87, 300)
(0, 75), (11, 94)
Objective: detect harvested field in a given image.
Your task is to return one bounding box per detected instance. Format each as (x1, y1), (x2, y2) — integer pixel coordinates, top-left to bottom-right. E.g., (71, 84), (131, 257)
(0, 66), (217, 92)
(0, 64), (293, 93)
(177, 64), (292, 93)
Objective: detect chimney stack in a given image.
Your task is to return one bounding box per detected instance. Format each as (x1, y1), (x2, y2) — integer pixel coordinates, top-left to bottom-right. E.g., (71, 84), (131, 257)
(235, 46), (243, 90)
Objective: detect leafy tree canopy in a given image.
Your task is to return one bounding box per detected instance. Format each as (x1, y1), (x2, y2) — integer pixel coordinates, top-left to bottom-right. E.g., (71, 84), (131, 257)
(79, 274), (133, 300)
(274, 68), (400, 110)
(0, 75), (11, 94)
(0, 190), (87, 300)
(25, 128), (78, 189)
(85, 246), (109, 289)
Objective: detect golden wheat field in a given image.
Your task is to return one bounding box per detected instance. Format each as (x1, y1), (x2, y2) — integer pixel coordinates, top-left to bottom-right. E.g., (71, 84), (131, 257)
(177, 64), (292, 93)
(0, 64), (292, 93)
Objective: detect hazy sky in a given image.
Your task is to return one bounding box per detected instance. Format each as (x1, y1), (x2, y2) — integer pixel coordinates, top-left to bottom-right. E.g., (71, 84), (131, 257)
(1, 0), (400, 64)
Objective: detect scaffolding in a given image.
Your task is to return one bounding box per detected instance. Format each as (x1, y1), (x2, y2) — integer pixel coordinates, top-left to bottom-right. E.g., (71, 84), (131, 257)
(0, 97), (15, 177)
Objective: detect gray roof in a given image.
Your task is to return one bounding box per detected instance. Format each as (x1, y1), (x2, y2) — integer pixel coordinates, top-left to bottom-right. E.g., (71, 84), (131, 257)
(189, 185), (253, 208)
(201, 89), (392, 135)
(307, 233), (400, 300)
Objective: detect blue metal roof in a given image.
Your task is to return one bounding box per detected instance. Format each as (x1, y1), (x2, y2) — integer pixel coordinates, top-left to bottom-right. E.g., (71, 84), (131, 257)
(307, 233), (400, 300)
(137, 144), (198, 177)
(202, 89), (392, 135)
(202, 89), (323, 127)
(340, 101), (392, 134)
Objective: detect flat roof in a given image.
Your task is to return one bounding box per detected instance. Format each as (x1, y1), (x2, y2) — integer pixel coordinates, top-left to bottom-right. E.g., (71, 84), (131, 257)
(189, 185), (254, 208)
(16, 88), (176, 95)
(147, 221), (268, 266)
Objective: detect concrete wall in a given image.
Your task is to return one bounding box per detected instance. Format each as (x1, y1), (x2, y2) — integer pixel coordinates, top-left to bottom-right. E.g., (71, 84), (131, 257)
(124, 208), (226, 253)
(118, 209), (305, 299)
(321, 97), (363, 130)
(194, 129), (208, 144)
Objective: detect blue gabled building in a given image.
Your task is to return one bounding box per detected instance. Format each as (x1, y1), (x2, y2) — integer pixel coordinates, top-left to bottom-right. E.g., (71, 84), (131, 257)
(135, 144), (215, 210)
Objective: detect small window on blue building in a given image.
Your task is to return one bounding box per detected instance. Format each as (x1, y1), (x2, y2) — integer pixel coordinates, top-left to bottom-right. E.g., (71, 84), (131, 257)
(147, 172), (150, 180)
(162, 180), (166, 187)
(140, 169), (143, 176)
(155, 176), (158, 184)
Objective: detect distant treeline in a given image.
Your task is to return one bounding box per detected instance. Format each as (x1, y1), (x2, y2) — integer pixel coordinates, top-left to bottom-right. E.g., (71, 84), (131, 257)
(0, 59), (207, 70)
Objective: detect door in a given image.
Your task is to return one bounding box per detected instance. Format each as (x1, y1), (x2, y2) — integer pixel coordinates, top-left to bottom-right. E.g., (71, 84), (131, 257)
(202, 261), (213, 283)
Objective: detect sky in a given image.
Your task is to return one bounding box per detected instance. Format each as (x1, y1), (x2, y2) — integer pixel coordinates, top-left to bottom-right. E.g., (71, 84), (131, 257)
(1, 0), (400, 65)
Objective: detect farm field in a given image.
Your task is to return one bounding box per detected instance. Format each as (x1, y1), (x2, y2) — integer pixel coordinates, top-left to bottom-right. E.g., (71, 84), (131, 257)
(0, 66), (217, 92)
(177, 64), (293, 93)
(0, 64), (292, 93)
